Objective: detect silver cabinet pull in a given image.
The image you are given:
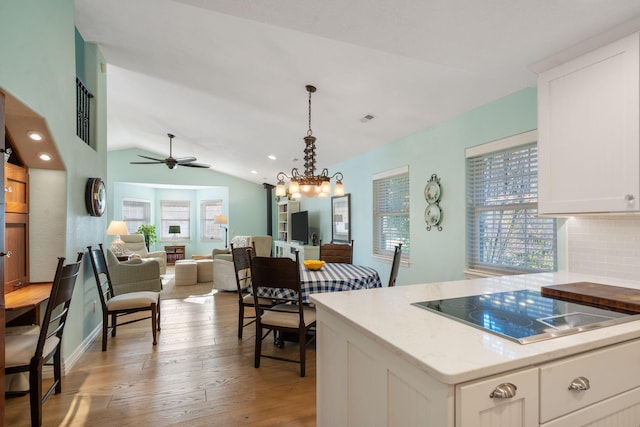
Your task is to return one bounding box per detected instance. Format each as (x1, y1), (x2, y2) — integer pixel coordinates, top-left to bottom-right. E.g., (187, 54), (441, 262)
(489, 382), (517, 399)
(568, 376), (590, 391)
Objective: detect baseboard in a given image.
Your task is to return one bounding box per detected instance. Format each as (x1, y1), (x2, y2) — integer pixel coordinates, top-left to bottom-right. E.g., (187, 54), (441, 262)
(60, 323), (102, 376)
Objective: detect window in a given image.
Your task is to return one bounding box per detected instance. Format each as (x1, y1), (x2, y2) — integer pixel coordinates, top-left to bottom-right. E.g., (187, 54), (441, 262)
(122, 200), (150, 235)
(373, 166), (410, 260)
(201, 200), (224, 241)
(466, 131), (556, 274)
(160, 200), (190, 240)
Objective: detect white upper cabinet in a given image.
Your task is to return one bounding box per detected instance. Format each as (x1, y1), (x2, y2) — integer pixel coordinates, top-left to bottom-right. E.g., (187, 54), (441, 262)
(537, 32), (640, 214)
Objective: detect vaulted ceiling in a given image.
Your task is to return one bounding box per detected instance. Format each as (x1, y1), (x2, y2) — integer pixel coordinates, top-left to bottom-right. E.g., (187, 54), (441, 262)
(74, 0), (640, 185)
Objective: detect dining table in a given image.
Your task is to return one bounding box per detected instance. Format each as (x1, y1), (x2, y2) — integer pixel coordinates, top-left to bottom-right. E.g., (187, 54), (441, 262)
(256, 262), (382, 303)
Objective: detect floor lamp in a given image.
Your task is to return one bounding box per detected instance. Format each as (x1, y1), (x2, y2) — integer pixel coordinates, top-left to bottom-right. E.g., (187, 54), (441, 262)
(215, 215), (228, 248)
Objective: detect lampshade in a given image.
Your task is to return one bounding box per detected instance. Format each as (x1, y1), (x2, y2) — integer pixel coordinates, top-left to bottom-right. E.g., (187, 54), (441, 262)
(106, 220), (128, 236)
(168, 225), (181, 234)
(214, 215), (228, 225)
(106, 220), (128, 255)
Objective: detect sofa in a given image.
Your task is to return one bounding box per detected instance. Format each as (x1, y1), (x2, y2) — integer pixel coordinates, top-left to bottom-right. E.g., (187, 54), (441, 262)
(121, 233), (167, 274)
(212, 235), (272, 291)
(105, 248), (163, 295)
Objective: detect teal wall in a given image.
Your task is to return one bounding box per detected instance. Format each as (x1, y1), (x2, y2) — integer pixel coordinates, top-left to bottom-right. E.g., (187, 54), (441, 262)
(0, 0), (108, 362)
(303, 88), (541, 286)
(107, 148), (267, 247)
(111, 182), (230, 256)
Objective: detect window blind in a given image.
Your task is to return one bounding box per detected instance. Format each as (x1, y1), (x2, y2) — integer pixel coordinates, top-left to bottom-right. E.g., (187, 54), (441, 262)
(122, 200), (150, 235)
(160, 200), (190, 239)
(373, 167), (410, 259)
(466, 142), (556, 274)
(201, 200), (223, 240)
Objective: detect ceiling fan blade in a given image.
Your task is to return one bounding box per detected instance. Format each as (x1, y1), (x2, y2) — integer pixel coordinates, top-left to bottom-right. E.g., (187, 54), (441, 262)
(181, 162), (211, 168)
(137, 154), (166, 162)
(130, 161), (165, 165)
(175, 156), (198, 164)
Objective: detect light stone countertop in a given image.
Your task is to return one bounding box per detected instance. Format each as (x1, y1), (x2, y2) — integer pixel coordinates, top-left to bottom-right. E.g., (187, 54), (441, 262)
(309, 271), (640, 384)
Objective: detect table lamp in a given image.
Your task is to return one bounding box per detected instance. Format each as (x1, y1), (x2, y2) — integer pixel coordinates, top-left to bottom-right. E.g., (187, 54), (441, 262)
(214, 215), (228, 247)
(169, 225), (181, 240)
(106, 220), (128, 255)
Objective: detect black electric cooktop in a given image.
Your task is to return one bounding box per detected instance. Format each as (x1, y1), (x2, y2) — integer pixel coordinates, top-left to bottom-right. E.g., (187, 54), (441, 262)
(413, 289), (640, 344)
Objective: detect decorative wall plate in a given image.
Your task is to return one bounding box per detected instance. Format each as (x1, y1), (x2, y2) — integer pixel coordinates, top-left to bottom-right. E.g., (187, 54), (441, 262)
(85, 177), (106, 217)
(424, 179), (441, 203)
(424, 174), (443, 231)
(425, 204), (442, 231)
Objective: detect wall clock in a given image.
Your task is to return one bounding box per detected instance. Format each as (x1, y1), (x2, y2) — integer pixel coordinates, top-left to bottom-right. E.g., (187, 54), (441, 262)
(85, 177), (106, 217)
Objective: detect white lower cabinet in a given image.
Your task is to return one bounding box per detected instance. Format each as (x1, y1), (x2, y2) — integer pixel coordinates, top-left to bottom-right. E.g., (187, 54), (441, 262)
(316, 304), (640, 427)
(456, 368), (538, 426)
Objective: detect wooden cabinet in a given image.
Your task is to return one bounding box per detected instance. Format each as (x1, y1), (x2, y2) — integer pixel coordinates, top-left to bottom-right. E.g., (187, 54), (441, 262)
(277, 201), (299, 242)
(4, 163), (28, 294)
(164, 245), (185, 265)
(537, 32), (640, 214)
(5, 162), (28, 214)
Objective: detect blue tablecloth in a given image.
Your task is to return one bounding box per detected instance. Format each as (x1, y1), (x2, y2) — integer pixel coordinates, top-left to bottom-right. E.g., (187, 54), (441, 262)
(256, 263), (382, 303)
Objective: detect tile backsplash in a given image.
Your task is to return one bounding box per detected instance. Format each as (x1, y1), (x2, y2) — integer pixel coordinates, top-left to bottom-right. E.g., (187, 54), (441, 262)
(567, 217), (640, 280)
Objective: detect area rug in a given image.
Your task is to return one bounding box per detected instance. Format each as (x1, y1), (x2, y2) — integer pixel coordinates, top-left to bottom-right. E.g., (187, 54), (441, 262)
(160, 273), (215, 300)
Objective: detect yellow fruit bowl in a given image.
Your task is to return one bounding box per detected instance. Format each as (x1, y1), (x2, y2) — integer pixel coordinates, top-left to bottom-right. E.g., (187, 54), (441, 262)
(303, 260), (325, 271)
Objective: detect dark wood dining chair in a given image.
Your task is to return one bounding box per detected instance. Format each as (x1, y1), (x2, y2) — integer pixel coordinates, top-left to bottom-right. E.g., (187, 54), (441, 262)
(319, 240), (354, 264)
(87, 244), (161, 351)
(248, 251), (316, 377)
(5, 253), (83, 427)
(230, 243), (276, 339)
(388, 243), (403, 287)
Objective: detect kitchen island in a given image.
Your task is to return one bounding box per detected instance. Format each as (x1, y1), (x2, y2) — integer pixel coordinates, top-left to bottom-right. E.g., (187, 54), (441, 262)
(310, 272), (640, 426)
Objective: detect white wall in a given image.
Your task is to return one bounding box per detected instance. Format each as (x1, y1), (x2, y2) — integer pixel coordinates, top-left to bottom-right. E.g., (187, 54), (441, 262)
(568, 217), (640, 280)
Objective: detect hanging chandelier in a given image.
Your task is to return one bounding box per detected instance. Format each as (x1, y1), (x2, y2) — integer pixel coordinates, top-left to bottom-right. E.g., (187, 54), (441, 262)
(275, 85), (344, 199)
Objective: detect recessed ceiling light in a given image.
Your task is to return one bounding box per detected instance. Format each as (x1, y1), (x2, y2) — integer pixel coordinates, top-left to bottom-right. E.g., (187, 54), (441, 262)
(27, 131), (43, 141)
(39, 153), (51, 161)
(268, 155), (276, 160)
(251, 170), (258, 174)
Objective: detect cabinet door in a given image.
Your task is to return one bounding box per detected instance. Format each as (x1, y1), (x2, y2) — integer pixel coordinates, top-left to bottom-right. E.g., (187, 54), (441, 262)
(538, 32), (640, 214)
(456, 367), (538, 427)
(543, 386), (640, 427)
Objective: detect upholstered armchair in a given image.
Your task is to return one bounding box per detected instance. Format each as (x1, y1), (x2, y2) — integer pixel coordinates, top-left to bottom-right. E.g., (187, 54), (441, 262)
(121, 233), (167, 274)
(213, 235), (272, 291)
(105, 249), (163, 295)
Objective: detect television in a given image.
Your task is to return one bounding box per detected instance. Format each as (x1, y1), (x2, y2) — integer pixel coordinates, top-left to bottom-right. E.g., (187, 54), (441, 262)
(290, 210), (309, 244)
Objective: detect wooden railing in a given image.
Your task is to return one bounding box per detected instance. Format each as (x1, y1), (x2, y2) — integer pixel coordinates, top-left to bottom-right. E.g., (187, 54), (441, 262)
(76, 77), (94, 145)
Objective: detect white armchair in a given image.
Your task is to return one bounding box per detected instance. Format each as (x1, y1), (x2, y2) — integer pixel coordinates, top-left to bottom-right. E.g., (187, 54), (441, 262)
(213, 235), (272, 291)
(121, 234), (167, 274)
(104, 248), (162, 295)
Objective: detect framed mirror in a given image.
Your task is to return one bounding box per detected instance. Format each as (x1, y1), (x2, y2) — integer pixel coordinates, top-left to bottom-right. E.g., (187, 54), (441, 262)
(331, 194), (351, 243)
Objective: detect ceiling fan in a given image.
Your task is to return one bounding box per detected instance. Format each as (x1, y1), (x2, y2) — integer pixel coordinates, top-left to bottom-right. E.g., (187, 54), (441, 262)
(130, 133), (210, 169)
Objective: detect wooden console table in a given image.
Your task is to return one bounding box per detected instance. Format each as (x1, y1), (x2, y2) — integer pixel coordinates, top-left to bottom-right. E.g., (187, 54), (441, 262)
(164, 245), (186, 265)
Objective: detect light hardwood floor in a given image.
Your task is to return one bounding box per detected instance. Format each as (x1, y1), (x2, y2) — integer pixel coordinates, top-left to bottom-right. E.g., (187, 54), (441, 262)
(5, 289), (317, 426)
